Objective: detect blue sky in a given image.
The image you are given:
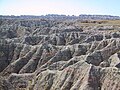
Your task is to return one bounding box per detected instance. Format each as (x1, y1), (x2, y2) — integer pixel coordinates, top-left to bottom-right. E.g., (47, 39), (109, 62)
(0, 0), (120, 16)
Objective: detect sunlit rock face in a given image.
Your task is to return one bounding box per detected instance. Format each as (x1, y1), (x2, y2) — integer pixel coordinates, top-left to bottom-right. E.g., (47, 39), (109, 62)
(0, 16), (120, 90)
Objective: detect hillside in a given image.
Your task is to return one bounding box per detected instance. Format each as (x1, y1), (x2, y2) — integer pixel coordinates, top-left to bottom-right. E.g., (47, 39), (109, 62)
(0, 16), (120, 90)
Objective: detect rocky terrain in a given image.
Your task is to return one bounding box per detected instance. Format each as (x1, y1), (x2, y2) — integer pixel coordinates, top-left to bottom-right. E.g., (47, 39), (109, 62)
(0, 16), (120, 90)
(1, 14), (120, 20)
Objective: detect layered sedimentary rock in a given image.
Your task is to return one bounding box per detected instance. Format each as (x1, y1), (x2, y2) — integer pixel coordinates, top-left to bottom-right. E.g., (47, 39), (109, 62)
(0, 18), (120, 90)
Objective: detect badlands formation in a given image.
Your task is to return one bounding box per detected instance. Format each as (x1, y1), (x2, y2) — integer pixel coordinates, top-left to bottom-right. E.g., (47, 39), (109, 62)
(0, 15), (120, 90)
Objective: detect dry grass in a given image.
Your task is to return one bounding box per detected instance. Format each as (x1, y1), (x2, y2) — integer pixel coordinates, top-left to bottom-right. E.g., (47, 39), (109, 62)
(76, 20), (120, 26)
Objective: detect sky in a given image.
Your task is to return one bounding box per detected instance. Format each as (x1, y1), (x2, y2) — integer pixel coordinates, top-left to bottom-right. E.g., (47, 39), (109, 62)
(0, 0), (120, 16)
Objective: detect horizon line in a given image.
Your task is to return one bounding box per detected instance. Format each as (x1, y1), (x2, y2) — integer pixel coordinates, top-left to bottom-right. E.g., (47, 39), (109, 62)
(0, 14), (120, 17)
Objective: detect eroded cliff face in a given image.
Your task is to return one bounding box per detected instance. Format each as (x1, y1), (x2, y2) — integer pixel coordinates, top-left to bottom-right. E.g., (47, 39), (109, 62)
(0, 18), (120, 90)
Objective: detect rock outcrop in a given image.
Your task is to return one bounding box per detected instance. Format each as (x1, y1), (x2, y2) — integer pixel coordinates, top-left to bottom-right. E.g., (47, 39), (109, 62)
(0, 17), (120, 90)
